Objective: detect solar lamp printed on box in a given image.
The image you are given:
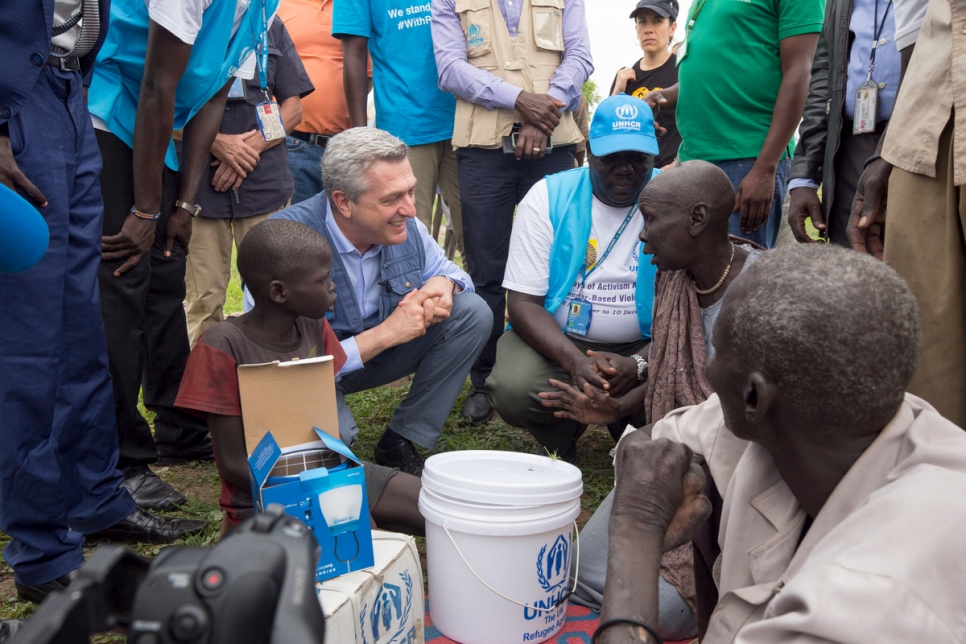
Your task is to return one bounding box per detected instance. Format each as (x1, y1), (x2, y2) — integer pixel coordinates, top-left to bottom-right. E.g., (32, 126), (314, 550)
(238, 355), (375, 582)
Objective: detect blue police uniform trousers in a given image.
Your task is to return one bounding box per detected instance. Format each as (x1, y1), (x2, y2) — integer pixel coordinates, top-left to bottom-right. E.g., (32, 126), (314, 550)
(0, 66), (135, 586)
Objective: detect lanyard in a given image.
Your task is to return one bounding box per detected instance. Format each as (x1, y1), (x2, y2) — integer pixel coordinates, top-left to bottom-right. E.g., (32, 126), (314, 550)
(250, 0), (271, 99)
(867, 0), (893, 80)
(685, 0), (709, 35)
(578, 205), (638, 293)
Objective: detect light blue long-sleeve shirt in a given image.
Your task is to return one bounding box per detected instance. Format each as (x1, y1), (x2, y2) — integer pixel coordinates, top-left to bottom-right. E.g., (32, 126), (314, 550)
(431, 0), (593, 112)
(789, 0), (901, 192)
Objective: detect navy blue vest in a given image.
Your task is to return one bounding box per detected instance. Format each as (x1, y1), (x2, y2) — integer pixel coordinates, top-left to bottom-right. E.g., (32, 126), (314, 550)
(270, 192), (425, 341)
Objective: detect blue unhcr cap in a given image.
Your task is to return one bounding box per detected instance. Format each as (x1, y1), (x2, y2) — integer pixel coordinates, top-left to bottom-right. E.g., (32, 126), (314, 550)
(588, 94), (659, 158)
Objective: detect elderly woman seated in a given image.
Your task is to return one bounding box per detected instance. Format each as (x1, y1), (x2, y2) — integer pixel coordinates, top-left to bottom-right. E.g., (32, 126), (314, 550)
(541, 160), (762, 641)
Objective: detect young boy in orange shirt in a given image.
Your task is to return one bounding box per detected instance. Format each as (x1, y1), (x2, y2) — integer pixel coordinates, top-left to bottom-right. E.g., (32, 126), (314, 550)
(176, 219), (423, 536)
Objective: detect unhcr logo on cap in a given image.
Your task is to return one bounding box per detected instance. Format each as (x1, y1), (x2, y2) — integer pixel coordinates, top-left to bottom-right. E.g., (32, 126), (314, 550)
(589, 94), (659, 156)
(615, 103), (639, 121)
(613, 102), (642, 132)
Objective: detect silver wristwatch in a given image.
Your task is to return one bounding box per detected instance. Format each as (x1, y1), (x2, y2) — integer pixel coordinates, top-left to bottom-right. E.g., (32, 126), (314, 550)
(175, 200), (202, 217)
(632, 354), (648, 383)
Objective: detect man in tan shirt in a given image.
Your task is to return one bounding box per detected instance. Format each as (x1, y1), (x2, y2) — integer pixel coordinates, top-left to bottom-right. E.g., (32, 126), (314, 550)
(596, 244), (966, 643)
(848, 0), (966, 428)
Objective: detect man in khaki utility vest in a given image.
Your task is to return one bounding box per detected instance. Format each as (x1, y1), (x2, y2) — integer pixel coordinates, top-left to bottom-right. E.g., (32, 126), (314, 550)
(432, 0), (593, 423)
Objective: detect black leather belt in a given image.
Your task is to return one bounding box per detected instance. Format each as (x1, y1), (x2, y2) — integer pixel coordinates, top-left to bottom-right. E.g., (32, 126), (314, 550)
(289, 131), (332, 146)
(47, 55), (81, 71)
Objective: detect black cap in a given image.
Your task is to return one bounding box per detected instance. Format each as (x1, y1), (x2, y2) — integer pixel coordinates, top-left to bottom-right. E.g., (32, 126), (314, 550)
(630, 0), (679, 21)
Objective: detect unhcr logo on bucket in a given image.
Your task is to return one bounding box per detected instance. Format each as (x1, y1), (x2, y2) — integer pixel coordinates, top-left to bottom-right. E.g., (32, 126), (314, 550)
(523, 535), (570, 624)
(613, 103), (642, 132)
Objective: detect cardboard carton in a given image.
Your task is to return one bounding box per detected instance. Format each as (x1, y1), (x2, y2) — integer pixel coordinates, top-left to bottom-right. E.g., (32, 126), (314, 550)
(318, 531), (425, 644)
(240, 355), (374, 582)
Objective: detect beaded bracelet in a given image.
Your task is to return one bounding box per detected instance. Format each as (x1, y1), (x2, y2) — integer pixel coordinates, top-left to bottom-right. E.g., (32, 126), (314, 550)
(591, 618), (663, 644)
(129, 206), (160, 221)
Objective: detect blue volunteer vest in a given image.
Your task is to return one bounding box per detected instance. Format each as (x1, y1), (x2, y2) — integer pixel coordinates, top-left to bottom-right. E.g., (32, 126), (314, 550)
(270, 192), (426, 341)
(88, 0), (278, 170)
(544, 167), (657, 339)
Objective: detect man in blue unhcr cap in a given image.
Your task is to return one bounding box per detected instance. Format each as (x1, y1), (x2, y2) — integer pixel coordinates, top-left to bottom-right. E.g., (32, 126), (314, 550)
(486, 94), (660, 463)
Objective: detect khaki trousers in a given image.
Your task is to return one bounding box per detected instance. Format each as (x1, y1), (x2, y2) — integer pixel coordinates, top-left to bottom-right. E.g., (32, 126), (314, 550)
(884, 119), (966, 428)
(184, 208), (282, 346)
(409, 139), (463, 254)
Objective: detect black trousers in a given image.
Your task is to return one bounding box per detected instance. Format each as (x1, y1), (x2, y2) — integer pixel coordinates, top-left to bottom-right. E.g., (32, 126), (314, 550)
(827, 120), (886, 247)
(456, 144), (576, 389)
(96, 130), (209, 474)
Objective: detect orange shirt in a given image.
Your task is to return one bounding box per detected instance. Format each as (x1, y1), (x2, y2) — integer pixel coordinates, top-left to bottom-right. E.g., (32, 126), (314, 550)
(278, 0), (371, 136)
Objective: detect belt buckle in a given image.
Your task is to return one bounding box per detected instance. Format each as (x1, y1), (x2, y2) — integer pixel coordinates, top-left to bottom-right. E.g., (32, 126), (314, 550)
(57, 56), (80, 72)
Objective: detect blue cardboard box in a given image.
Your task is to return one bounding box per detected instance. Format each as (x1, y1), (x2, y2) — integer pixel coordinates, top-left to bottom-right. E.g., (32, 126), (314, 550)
(248, 428), (375, 582)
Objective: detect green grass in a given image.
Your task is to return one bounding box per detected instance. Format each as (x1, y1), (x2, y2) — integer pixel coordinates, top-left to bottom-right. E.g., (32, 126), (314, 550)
(2, 242), (619, 636)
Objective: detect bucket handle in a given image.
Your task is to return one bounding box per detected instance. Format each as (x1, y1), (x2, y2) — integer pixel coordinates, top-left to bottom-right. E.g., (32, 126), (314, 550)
(441, 520), (580, 615)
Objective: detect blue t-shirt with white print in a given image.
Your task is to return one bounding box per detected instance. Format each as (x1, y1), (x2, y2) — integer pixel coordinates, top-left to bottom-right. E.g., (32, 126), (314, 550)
(332, 0), (456, 146)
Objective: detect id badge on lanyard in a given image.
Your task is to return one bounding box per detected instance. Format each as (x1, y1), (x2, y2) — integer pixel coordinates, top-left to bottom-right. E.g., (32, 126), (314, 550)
(566, 298), (593, 336)
(853, 81), (878, 134)
(854, 0), (892, 134)
(676, 0), (707, 66)
(252, 0), (285, 141)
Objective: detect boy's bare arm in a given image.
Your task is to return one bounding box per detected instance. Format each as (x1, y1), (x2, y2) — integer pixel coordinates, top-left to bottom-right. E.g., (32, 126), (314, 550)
(208, 414), (250, 490)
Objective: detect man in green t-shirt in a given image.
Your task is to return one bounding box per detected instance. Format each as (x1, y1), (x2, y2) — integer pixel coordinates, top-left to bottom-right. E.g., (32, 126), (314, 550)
(643, 0), (824, 248)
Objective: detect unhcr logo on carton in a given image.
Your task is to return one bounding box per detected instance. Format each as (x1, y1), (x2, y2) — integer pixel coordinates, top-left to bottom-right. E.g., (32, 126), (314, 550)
(613, 103), (642, 131)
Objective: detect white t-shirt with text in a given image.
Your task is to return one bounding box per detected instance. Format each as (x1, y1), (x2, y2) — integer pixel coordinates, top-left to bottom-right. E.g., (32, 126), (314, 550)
(504, 180), (645, 344)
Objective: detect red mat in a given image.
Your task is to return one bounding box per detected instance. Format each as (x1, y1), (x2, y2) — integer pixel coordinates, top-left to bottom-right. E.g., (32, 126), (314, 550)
(424, 601), (692, 644)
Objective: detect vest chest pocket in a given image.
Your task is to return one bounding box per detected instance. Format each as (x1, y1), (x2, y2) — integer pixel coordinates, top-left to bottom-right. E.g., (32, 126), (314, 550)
(531, 0), (564, 52)
(456, 0), (492, 58)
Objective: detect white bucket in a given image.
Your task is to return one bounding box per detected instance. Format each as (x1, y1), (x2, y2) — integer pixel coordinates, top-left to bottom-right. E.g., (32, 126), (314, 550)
(419, 451), (583, 644)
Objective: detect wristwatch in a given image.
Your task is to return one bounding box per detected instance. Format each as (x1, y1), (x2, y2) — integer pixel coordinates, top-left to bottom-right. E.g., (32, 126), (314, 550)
(175, 200), (202, 217)
(632, 354), (648, 383)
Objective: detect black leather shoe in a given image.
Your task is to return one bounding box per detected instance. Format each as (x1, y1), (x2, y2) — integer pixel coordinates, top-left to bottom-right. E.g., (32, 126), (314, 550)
(156, 436), (215, 466)
(14, 569), (79, 604)
(373, 436), (425, 477)
(121, 470), (187, 511)
(87, 507), (207, 544)
(461, 389), (493, 424)
(0, 620), (24, 643)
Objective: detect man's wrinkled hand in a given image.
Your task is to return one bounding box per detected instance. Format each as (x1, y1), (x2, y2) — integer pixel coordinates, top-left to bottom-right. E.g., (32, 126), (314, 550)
(539, 379), (623, 425)
(101, 214), (156, 277)
(164, 207), (192, 257)
(613, 435), (711, 550)
(847, 157), (892, 259)
(735, 164), (776, 233)
(514, 123), (549, 161)
(641, 91), (668, 135)
(0, 136), (47, 207)
(388, 287), (445, 342)
(421, 275), (457, 325)
(787, 186), (825, 243)
(514, 91), (564, 137)
(210, 159), (244, 192)
(569, 353), (616, 395)
(210, 131), (260, 177)
(586, 350), (640, 397)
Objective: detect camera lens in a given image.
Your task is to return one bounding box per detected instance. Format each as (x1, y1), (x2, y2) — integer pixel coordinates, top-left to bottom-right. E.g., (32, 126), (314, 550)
(169, 603), (209, 642)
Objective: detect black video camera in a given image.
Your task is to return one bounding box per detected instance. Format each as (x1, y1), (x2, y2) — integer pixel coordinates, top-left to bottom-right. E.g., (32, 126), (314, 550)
(13, 505), (325, 644)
